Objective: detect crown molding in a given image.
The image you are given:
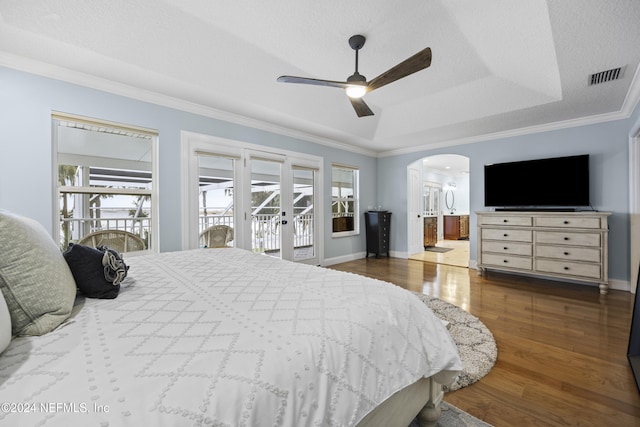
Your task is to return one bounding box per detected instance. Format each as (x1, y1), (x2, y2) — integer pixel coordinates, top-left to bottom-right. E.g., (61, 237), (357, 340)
(377, 110), (630, 158)
(0, 53), (377, 158)
(379, 66), (640, 158)
(621, 58), (640, 118)
(2, 51), (639, 161)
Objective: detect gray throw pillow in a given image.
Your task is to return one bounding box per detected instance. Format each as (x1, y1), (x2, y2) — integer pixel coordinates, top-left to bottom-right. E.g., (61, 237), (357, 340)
(0, 210), (77, 336)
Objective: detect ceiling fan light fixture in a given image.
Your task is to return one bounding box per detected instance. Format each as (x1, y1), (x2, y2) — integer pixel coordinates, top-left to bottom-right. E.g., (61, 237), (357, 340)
(345, 84), (367, 98)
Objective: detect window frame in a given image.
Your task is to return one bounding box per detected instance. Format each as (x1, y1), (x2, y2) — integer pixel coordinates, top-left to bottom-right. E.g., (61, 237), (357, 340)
(52, 112), (159, 253)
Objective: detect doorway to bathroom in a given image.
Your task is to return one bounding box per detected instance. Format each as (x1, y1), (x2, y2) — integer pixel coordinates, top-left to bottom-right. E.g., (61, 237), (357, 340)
(407, 154), (470, 268)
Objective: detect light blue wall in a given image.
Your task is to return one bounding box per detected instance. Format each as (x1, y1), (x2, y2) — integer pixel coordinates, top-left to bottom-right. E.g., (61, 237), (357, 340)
(378, 114), (636, 284)
(0, 66), (376, 258)
(2, 65), (638, 283)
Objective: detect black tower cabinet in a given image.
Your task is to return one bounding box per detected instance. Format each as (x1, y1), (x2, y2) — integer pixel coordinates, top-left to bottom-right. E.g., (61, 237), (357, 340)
(364, 211), (391, 258)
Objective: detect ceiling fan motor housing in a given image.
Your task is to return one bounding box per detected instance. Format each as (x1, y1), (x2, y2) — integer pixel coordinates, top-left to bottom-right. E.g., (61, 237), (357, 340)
(347, 72), (366, 83)
(348, 35), (366, 50)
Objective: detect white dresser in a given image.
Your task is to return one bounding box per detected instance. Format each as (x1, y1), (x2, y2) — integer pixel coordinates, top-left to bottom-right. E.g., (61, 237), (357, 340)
(476, 211), (611, 294)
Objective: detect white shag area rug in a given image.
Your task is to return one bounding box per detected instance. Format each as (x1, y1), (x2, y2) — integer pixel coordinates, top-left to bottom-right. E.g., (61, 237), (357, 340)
(413, 292), (498, 391)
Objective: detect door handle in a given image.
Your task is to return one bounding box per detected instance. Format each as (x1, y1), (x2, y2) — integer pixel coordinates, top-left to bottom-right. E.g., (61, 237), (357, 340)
(281, 220), (288, 225)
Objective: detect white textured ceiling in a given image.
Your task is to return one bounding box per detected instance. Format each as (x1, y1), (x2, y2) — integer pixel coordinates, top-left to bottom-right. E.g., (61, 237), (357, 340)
(1, 0), (639, 155)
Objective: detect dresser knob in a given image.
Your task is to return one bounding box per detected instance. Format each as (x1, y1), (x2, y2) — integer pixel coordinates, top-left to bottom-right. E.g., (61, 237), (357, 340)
(564, 221), (569, 224)
(564, 252), (569, 256)
(564, 237), (569, 241)
(504, 247), (508, 250)
(503, 259), (508, 263)
(503, 219), (508, 223)
(564, 266), (569, 270)
(503, 233), (508, 237)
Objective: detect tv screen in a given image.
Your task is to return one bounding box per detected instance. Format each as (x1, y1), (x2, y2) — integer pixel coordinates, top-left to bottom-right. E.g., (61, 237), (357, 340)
(484, 154), (590, 208)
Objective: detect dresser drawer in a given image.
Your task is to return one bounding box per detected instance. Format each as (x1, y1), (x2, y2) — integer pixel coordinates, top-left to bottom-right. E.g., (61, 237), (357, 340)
(477, 211), (610, 292)
(479, 215), (532, 227)
(482, 241), (532, 256)
(482, 228), (532, 242)
(481, 253), (532, 270)
(536, 245), (601, 263)
(535, 231), (600, 247)
(534, 216), (602, 229)
(535, 259), (601, 279)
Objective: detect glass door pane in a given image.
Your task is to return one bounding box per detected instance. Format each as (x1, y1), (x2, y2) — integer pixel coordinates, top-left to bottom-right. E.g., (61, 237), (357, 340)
(198, 155), (235, 248)
(423, 184), (432, 216)
(250, 158), (282, 257)
(293, 167), (315, 261)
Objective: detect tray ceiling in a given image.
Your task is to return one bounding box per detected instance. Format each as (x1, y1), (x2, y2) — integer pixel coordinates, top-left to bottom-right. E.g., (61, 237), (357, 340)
(1, 0), (639, 155)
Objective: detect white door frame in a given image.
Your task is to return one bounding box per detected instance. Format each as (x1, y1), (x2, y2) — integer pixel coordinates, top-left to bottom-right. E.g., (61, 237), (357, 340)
(407, 165), (424, 256)
(244, 150), (287, 258)
(181, 132), (243, 251)
(181, 131), (323, 265)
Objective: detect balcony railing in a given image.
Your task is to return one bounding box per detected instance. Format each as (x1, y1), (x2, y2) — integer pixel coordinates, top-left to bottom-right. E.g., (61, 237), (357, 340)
(61, 213), (314, 252)
(60, 217), (151, 250)
(203, 213), (314, 252)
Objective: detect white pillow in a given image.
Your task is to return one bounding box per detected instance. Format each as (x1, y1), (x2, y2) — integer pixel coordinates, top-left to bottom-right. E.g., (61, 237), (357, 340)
(0, 290), (11, 353)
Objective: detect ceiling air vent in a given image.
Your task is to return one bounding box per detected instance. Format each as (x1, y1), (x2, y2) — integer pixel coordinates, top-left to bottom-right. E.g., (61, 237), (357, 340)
(589, 66), (625, 86)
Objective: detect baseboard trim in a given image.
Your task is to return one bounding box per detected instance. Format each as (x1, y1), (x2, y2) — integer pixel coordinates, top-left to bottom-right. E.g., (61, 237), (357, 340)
(609, 278), (631, 292)
(322, 251), (366, 266)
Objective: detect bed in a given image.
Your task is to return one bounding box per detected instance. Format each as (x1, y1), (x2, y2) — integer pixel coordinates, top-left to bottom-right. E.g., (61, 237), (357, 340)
(0, 210), (461, 427)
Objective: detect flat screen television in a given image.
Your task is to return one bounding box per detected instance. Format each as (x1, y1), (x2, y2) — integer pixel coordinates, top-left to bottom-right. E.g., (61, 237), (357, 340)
(484, 154), (590, 209)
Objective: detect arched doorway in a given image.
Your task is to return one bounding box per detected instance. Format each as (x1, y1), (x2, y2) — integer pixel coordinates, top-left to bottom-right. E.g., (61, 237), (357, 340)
(407, 154), (470, 267)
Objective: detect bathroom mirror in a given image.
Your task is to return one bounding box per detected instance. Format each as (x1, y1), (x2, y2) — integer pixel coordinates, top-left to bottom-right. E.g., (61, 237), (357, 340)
(445, 189), (455, 211)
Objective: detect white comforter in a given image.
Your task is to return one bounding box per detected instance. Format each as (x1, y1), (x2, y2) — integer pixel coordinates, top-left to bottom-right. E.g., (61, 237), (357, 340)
(0, 248), (461, 426)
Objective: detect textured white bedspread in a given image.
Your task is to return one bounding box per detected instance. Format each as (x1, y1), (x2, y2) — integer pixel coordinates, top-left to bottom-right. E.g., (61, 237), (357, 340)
(0, 248), (461, 426)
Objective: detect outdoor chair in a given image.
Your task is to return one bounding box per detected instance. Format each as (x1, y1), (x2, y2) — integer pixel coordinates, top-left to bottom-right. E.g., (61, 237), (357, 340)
(199, 225), (234, 248)
(77, 230), (147, 253)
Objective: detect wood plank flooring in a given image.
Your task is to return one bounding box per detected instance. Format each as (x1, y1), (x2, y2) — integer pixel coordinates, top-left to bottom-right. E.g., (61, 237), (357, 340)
(408, 240), (470, 268)
(328, 257), (640, 427)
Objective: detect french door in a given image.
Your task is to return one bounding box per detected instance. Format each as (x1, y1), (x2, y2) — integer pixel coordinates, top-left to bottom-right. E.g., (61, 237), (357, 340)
(245, 151), (319, 264)
(182, 133), (321, 265)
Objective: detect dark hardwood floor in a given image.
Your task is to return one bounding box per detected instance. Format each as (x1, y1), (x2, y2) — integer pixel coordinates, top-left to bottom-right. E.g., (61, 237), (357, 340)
(328, 257), (640, 427)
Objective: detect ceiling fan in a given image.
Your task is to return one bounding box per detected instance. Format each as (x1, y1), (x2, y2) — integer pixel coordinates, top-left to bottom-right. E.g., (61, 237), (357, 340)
(277, 35), (432, 117)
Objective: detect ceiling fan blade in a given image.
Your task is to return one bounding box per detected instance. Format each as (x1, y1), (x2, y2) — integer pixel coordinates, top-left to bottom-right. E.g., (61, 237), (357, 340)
(277, 75), (349, 89)
(349, 97), (374, 117)
(367, 47), (432, 92)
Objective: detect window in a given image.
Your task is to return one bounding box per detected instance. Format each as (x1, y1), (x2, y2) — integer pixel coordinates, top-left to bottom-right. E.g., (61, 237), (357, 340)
(54, 113), (158, 252)
(331, 164), (359, 235)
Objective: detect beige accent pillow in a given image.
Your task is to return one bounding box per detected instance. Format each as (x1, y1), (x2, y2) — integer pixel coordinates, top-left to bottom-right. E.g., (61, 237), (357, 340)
(0, 210), (77, 336)
(0, 290), (10, 352)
